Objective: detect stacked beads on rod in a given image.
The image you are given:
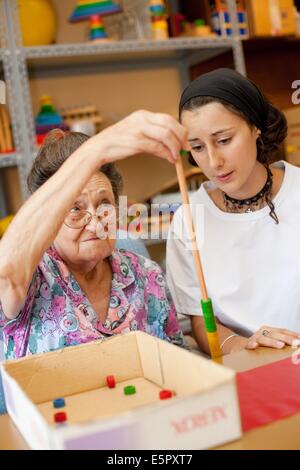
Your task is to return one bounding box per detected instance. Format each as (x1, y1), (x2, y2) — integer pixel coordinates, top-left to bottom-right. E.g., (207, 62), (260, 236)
(89, 14), (108, 41)
(149, 0), (169, 40)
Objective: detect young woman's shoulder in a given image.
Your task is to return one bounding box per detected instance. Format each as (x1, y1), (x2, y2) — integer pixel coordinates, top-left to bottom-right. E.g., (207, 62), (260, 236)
(274, 161), (300, 199)
(272, 166), (285, 197)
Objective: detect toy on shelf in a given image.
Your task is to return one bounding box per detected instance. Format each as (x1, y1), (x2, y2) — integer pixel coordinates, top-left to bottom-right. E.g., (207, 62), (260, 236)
(168, 9), (216, 39)
(193, 18), (216, 37)
(35, 96), (69, 146)
(18, 0), (57, 46)
(178, 17), (216, 38)
(207, 0), (248, 37)
(0, 105), (14, 153)
(89, 14), (108, 41)
(149, 0), (169, 40)
(69, 1), (122, 42)
(59, 104), (103, 136)
(169, 12), (185, 36)
(247, 0), (297, 37)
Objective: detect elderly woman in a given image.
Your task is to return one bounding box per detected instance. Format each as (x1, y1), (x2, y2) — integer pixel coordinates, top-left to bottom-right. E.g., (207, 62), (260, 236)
(0, 111), (188, 359)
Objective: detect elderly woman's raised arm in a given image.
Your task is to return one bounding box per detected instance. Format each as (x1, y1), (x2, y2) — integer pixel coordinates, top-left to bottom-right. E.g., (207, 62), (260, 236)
(0, 110), (188, 320)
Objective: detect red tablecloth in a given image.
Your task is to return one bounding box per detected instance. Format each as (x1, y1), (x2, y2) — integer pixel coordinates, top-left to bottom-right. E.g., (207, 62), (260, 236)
(236, 354), (300, 432)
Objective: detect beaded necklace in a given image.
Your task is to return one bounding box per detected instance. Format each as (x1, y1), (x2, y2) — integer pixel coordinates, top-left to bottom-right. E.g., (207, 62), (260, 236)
(222, 167), (279, 224)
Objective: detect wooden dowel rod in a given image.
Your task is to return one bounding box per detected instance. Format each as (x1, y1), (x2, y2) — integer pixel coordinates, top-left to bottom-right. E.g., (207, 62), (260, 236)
(0, 106), (6, 152)
(175, 157), (208, 300)
(1, 105), (12, 150)
(175, 154), (222, 359)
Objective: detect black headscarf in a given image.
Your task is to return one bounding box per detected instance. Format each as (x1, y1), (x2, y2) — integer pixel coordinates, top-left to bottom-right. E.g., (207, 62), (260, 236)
(179, 68), (269, 132)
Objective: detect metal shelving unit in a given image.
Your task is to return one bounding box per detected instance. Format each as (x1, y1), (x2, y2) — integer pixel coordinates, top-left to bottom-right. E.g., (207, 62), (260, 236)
(0, 0), (36, 203)
(24, 35), (244, 87)
(0, 0), (246, 206)
(24, 36), (237, 60)
(0, 152), (19, 168)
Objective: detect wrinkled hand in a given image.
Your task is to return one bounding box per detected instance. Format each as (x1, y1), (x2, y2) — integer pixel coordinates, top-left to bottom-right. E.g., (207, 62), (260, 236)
(91, 110), (189, 165)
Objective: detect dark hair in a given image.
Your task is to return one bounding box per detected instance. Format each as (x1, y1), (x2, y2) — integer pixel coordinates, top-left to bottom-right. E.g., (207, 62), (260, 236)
(27, 129), (123, 201)
(180, 95), (287, 167)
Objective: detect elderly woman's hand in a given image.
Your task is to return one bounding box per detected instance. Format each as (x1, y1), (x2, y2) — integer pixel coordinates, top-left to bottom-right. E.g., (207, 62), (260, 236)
(245, 326), (300, 350)
(92, 110), (189, 165)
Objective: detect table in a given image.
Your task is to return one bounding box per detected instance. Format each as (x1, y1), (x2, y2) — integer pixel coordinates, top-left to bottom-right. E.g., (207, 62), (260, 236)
(219, 346), (300, 449)
(1, 346), (299, 450)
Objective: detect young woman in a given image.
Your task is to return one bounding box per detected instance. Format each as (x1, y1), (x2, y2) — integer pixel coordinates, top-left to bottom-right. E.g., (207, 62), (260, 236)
(167, 68), (300, 355)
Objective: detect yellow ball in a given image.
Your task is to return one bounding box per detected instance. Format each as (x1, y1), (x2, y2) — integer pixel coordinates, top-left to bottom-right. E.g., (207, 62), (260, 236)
(18, 0), (57, 46)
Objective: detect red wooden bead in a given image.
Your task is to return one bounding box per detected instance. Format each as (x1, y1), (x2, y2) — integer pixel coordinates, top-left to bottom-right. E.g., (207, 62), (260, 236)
(159, 389), (173, 400)
(54, 411), (67, 423)
(106, 375), (116, 388)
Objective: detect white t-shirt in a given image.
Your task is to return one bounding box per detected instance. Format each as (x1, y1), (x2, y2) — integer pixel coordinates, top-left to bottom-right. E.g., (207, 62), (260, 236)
(166, 161), (300, 336)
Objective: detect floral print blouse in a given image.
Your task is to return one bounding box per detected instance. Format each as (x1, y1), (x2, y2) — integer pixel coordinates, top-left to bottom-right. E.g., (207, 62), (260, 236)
(0, 247), (184, 359)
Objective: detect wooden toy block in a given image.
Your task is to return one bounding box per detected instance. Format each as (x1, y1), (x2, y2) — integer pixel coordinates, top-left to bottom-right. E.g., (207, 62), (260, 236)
(54, 411), (67, 423)
(53, 398), (66, 409)
(106, 375), (116, 388)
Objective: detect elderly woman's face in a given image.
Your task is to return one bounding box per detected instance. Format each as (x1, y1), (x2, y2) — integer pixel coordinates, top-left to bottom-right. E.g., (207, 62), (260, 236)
(54, 172), (116, 270)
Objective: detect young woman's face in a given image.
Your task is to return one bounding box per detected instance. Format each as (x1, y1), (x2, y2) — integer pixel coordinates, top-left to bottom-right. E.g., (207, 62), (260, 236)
(54, 172), (116, 271)
(181, 102), (260, 195)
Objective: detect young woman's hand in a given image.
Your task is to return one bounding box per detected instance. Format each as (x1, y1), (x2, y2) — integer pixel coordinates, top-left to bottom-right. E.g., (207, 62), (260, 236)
(90, 110), (189, 165)
(224, 326), (300, 354)
(245, 326), (300, 350)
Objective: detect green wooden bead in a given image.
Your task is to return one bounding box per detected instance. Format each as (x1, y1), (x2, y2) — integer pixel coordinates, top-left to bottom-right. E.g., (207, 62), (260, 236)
(124, 385), (136, 395)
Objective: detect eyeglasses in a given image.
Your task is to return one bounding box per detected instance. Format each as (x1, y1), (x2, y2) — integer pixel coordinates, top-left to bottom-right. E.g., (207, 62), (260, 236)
(64, 203), (115, 229)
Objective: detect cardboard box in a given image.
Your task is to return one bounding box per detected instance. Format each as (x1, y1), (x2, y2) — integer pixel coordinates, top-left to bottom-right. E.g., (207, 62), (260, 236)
(1, 331), (241, 450)
(284, 106), (300, 166)
(247, 0), (297, 36)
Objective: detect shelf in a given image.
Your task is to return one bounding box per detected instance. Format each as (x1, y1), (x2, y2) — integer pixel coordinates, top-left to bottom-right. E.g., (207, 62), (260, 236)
(243, 35), (300, 52)
(24, 37), (235, 70)
(0, 152), (19, 168)
(144, 167), (202, 201)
